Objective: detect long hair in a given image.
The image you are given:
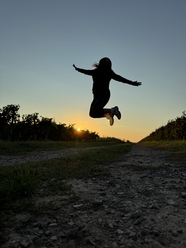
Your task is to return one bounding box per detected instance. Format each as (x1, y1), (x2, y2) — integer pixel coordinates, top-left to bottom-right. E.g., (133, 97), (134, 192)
(92, 57), (112, 70)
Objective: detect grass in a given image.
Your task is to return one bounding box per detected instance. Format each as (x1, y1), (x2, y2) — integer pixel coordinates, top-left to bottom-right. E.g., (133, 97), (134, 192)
(138, 140), (186, 155)
(138, 140), (186, 166)
(0, 137), (124, 155)
(0, 142), (132, 219)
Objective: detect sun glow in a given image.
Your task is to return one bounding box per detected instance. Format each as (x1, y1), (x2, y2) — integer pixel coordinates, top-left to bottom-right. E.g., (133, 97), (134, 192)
(77, 128), (81, 132)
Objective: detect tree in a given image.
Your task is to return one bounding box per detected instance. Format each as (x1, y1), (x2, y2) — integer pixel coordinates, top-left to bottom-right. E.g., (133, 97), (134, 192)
(22, 113), (40, 140)
(0, 104), (20, 141)
(37, 117), (58, 141)
(57, 123), (69, 141)
(0, 104), (100, 142)
(140, 111), (186, 142)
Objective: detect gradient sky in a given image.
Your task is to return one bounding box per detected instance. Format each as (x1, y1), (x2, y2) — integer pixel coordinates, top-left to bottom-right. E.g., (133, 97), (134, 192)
(0, 0), (186, 142)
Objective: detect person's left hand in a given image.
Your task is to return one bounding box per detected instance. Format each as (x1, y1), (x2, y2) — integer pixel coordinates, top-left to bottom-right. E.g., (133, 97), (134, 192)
(132, 81), (142, 86)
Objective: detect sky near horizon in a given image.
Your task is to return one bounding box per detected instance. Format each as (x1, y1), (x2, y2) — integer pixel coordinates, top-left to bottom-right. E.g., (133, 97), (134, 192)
(0, 0), (186, 142)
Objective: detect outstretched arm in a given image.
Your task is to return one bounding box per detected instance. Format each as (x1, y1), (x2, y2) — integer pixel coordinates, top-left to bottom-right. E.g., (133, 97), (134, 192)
(112, 71), (142, 86)
(73, 64), (93, 76)
(130, 81), (142, 86)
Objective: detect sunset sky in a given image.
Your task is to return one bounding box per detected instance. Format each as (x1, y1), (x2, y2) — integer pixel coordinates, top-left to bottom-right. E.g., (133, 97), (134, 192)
(0, 0), (185, 142)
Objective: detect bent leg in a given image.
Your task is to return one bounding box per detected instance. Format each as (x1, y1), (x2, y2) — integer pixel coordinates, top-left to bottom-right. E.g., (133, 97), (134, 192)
(89, 91), (110, 118)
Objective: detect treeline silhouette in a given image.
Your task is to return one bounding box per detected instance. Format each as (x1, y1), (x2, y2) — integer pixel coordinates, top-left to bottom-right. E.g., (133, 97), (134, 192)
(0, 104), (99, 142)
(140, 111), (186, 142)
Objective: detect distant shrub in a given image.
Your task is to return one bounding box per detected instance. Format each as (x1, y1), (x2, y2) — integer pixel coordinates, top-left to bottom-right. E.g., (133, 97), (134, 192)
(140, 111), (186, 142)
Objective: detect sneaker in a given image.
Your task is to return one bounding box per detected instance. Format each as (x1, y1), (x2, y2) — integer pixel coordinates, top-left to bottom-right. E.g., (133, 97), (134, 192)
(112, 106), (121, 120)
(105, 113), (114, 126)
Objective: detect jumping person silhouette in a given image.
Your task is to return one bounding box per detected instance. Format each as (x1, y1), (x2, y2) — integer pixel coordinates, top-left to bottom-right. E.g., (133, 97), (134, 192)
(73, 57), (141, 126)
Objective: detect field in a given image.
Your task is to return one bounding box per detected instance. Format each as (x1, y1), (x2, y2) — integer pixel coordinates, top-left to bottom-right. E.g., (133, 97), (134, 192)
(0, 138), (131, 218)
(138, 140), (186, 157)
(0, 138), (125, 155)
(1, 140), (186, 247)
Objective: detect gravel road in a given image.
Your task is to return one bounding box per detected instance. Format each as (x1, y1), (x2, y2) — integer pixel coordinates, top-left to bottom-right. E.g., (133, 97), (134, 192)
(1, 145), (186, 248)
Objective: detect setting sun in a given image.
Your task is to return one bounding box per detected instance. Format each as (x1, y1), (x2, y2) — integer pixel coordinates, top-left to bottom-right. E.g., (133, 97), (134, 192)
(77, 128), (81, 132)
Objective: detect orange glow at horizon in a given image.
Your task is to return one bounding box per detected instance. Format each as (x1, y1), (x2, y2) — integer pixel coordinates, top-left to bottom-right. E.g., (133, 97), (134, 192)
(57, 115), (147, 143)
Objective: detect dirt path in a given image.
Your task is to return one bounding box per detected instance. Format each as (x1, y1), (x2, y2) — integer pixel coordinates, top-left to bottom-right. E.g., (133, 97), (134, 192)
(0, 147), (105, 166)
(1, 145), (186, 248)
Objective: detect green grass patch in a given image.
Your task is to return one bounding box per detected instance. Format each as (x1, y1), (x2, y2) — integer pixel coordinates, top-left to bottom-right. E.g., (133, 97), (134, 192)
(0, 143), (131, 217)
(0, 137), (124, 155)
(138, 140), (186, 155)
(138, 140), (186, 166)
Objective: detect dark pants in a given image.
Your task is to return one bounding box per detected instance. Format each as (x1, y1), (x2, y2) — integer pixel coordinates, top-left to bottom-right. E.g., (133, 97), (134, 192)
(89, 90), (110, 118)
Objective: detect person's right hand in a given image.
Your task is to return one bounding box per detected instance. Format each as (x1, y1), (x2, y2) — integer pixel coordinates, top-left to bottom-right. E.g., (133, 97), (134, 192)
(132, 81), (142, 86)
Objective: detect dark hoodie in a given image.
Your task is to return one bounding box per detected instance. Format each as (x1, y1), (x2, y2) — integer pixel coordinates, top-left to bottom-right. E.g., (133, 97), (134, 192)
(75, 57), (133, 95)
